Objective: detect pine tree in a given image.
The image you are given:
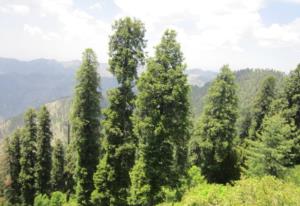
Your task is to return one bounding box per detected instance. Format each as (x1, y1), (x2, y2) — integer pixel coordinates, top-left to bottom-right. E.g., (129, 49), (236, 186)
(282, 64), (300, 163)
(248, 76), (276, 140)
(128, 154), (150, 206)
(92, 17), (146, 206)
(193, 66), (239, 183)
(64, 143), (76, 200)
(70, 48), (101, 206)
(51, 139), (65, 192)
(6, 129), (22, 204)
(245, 114), (294, 178)
(35, 106), (52, 195)
(284, 64), (300, 129)
(19, 108), (37, 205)
(129, 30), (190, 205)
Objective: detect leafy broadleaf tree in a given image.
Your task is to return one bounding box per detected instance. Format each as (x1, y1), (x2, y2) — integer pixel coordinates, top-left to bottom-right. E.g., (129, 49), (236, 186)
(248, 76), (276, 140)
(70, 48), (101, 206)
(51, 139), (65, 192)
(193, 66), (239, 183)
(19, 108), (37, 205)
(245, 114), (294, 178)
(92, 17), (146, 206)
(5, 129), (22, 205)
(129, 30), (190, 205)
(35, 106), (53, 195)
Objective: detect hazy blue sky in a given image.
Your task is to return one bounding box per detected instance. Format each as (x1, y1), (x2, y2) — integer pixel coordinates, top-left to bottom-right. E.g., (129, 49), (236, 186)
(1, 0), (300, 71)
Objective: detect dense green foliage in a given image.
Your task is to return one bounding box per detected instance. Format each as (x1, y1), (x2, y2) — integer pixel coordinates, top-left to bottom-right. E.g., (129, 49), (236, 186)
(129, 29), (190, 205)
(192, 66), (239, 183)
(248, 76), (276, 140)
(246, 114), (294, 177)
(70, 48), (101, 206)
(282, 64), (300, 164)
(51, 139), (65, 192)
(159, 175), (300, 206)
(1, 17), (300, 206)
(92, 17), (146, 206)
(19, 109), (37, 205)
(34, 192), (66, 206)
(35, 106), (53, 195)
(5, 129), (22, 204)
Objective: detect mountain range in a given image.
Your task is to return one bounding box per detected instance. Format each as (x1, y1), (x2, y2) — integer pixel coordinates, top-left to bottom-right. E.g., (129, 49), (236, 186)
(0, 57), (218, 121)
(0, 57), (285, 141)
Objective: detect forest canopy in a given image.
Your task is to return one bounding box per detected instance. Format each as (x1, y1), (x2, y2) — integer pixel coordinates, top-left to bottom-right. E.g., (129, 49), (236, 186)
(0, 17), (300, 206)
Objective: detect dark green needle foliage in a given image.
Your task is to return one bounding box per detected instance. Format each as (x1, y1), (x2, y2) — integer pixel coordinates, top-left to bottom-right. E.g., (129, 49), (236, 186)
(51, 139), (65, 192)
(92, 17), (146, 206)
(5, 129), (22, 205)
(70, 48), (101, 206)
(35, 106), (53, 195)
(248, 76), (276, 140)
(193, 66), (239, 184)
(246, 114), (294, 178)
(284, 64), (300, 129)
(282, 64), (300, 163)
(19, 108), (37, 205)
(128, 29), (190, 205)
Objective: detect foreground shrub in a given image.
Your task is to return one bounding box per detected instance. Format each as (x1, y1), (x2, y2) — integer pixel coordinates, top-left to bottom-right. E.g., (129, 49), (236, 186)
(227, 176), (300, 206)
(159, 183), (227, 206)
(285, 165), (300, 186)
(34, 194), (50, 206)
(161, 166), (207, 204)
(159, 176), (300, 206)
(50, 191), (66, 206)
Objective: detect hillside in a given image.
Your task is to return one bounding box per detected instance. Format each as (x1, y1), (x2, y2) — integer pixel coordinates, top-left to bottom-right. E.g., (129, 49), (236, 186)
(0, 58), (115, 120)
(190, 68), (284, 118)
(0, 58), (216, 121)
(0, 68), (284, 142)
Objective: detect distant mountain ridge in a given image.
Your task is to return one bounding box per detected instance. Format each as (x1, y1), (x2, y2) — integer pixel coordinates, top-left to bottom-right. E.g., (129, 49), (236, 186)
(0, 57), (116, 120)
(0, 68), (285, 141)
(186, 68), (217, 87)
(0, 57), (214, 121)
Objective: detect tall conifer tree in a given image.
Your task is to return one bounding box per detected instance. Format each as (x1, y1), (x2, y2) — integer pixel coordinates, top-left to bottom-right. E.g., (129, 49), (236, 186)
(51, 139), (65, 192)
(246, 114), (294, 178)
(282, 64), (300, 163)
(35, 106), (52, 195)
(248, 76), (276, 140)
(71, 48), (101, 206)
(92, 17), (146, 206)
(128, 29), (190, 205)
(194, 66), (239, 183)
(19, 108), (37, 205)
(6, 129), (22, 204)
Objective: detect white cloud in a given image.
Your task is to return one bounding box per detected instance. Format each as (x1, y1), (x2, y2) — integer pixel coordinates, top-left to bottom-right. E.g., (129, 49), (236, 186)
(1, 0), (300, 71)
(0, 0), (111, 62)
(89, 2), (102, 10)
(0, 4), (30, 15)
(10, 4), (30, 14)
(114, 0), (300, 70)
(114, 0), (264, 67)
(24, 24), (43, 36)
(255, 21), (300, 47)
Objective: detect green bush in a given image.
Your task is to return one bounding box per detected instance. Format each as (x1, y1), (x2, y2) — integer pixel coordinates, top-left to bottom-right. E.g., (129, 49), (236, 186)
(62, 198), (77, 206)
(285, 165), (300, 186)
(159, 176), (300, 206)
(186, 166), (206, 189)
(160, 166), (207, 204)
(34, 194), (50, 206)
(227, 176), (300, 206)
(50, 192), (66, 206)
